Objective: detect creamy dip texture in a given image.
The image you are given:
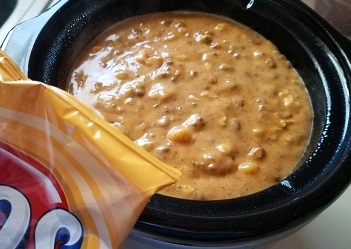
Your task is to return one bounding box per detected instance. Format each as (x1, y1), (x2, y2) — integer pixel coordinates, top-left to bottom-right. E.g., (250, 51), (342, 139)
(68, 13), (312, 200)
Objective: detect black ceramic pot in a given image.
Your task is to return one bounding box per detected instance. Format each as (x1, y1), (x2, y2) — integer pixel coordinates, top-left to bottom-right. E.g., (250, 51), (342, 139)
(2, 0), (351, 247)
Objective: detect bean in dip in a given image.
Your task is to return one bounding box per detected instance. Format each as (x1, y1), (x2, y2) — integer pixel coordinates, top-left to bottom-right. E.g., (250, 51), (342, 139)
(68, 13), (312, 200)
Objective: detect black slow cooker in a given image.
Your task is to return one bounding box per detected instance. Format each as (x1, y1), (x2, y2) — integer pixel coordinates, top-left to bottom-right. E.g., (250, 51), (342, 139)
(2, 0), (351, 247)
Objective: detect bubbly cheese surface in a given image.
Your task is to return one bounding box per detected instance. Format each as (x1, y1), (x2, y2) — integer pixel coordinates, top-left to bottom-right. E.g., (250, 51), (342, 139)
(68, 12), (312, 200)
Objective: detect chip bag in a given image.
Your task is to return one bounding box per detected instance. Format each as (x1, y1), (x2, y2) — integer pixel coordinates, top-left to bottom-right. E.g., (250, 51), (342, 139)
(0, 49), (181, 249)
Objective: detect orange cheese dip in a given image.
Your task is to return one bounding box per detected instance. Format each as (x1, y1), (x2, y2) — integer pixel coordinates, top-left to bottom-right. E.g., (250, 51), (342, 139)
(68, 13), (312, 200)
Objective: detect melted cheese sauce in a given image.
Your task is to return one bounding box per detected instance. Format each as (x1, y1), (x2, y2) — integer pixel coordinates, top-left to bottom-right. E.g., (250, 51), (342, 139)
(68, 13), (312, 200)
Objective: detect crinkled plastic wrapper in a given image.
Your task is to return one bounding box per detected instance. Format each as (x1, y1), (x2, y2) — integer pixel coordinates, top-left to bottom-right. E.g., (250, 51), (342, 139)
(0, 49), (181, 249)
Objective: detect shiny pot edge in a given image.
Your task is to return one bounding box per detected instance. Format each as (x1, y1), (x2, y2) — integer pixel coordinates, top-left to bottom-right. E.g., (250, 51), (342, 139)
(2, 0), (351, 246)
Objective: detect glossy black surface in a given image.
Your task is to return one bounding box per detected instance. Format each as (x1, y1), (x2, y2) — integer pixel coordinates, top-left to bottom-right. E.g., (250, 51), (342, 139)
(2, 0), (351, 246)
(0, 0), (17, 27)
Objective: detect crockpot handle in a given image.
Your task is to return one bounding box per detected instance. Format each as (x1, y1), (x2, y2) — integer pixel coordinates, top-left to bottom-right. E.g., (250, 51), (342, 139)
(0, 0), (67, 76)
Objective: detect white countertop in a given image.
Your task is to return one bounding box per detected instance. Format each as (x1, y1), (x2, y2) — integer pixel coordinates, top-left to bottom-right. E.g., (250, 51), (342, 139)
(268, 186), (351, 249)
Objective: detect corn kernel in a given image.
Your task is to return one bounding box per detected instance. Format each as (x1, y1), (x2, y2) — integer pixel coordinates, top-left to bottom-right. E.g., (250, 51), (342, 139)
(215, 23), (228, 31)
(238, 161), (259, 174)
(147, 56), (164, 68)
(219, 116), (227, 127)
(167, 126), (192, 143)
(177, 54), (187, 60)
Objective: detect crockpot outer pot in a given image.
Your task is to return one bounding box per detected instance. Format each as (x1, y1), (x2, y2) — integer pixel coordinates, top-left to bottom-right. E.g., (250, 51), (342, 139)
(2, 0), (351, 246)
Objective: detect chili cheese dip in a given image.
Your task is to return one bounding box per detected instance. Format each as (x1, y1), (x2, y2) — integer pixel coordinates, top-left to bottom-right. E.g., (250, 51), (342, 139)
(68, 13), (312, 200)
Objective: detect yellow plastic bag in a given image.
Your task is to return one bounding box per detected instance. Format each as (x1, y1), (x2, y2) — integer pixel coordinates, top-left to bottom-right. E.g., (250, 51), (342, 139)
(0, 49), (180, 249)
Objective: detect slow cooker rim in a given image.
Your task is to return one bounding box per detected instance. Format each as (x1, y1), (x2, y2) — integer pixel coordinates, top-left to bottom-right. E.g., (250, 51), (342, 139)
(25, 0), (351, 230)
(2, 0), (351, 244)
